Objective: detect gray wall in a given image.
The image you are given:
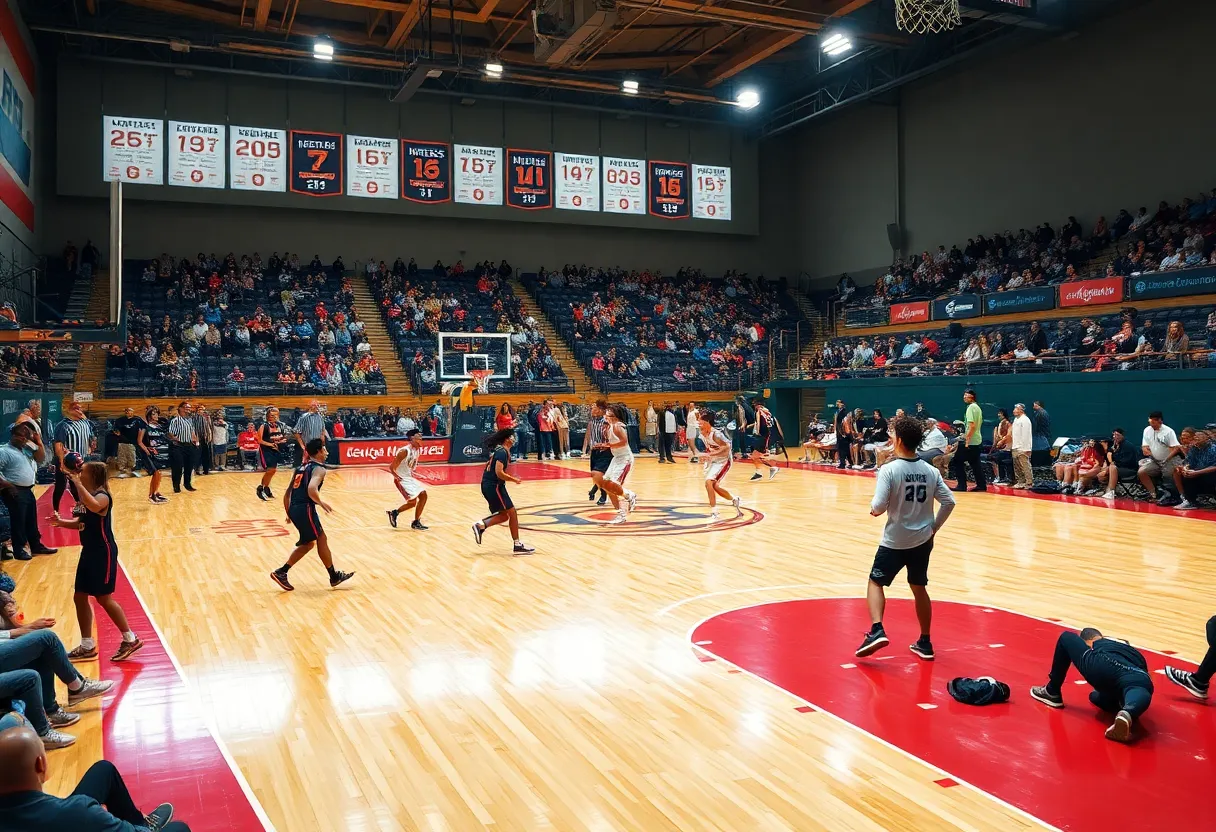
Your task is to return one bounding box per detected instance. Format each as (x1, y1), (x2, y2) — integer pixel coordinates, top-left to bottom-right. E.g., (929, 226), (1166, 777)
(785, 0), (1216, 284)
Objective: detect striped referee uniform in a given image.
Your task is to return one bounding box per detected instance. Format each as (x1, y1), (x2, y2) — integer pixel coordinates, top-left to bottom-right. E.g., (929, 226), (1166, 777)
(52, 416), (93, 513)
(293, 411), (326, 466)
(168, 414), (198, 493)
(584, 416), (611, 496)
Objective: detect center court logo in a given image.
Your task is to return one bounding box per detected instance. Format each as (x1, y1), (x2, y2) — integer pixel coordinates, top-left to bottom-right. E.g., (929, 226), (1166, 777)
(515, 501), (763, 536)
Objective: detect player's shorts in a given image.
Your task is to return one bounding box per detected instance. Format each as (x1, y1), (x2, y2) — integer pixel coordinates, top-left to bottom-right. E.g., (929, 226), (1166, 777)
(481, 481), (513, 514)
(288, 503), (323, 546)
(137, 448), (164, 475)
(748, 434), (769, 453)
(259, 445), (283, 469)
(703, 457), (731, 483)
(869, 538), (934, 587)
(589, 448), (612, 473)
(75, 546), (119, 597)
(394, 476), (426, 500)
(604, 454), (633, 485)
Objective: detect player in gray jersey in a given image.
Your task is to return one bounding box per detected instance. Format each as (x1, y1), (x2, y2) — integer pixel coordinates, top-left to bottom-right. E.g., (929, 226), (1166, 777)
(855, 415), (955, 661)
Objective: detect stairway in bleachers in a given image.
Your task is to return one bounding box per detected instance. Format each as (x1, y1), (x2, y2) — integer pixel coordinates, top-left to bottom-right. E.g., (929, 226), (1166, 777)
(507, 275), (597, 394)
(349, 272), (410, 396)
(67, 269), (112, 399)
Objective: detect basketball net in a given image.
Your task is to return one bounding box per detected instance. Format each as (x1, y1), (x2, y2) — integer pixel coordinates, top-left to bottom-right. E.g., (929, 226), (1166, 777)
(895, 0), (960, 34)
(469, 368), (494, 395)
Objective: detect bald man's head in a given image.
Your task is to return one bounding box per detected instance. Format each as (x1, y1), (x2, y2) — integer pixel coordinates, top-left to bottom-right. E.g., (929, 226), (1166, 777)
(0, 725), (48, 794)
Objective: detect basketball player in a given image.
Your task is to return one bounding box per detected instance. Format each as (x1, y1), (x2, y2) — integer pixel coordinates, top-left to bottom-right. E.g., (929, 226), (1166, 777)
(748, 398), (780, 481)
(270, 438), (354, 591)
(583, 400), (610, 506)
(697, 409), (743, 523)
(596, 404), (638, 525)
(386, 429), (428, 530)
(255, 406), (288, 501)
(855, 415), (956, 661)
(470, 428), (534, 554)
(50, 462), (143, 662)
(685, 401), (701, 464)
(135, 405), (168, 504)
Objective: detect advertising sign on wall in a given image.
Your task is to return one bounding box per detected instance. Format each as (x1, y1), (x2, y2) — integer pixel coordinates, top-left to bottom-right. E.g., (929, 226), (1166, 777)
(983, 286), (1056, 316)
(931, 293), (981, 320)
(336, 437), (450, 466)
(889, 301), (930, 324)
(1059, 277), (1124, 308)
(1127, 268), (1216, 301)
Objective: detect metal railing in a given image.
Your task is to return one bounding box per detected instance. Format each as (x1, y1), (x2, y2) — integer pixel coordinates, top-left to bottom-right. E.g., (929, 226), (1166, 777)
(101, 379), (389, 397)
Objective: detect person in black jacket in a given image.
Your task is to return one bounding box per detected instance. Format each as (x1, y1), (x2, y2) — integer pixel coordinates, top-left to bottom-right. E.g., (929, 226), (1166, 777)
(1030, 627), (1153, 743)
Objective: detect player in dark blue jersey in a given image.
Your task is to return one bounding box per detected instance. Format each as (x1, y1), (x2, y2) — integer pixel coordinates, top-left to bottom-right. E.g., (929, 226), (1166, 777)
(471, 428), (534, 555)
(50, 461), (144, 662)
(270, 438), (354, 591)
(747, 397), (781, 481)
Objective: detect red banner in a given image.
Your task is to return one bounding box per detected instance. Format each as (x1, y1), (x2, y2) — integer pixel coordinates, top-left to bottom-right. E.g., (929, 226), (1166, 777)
(889, 301), (930, 324)
(1059, 277), (1124, 308)
(336, 437), (450, 466)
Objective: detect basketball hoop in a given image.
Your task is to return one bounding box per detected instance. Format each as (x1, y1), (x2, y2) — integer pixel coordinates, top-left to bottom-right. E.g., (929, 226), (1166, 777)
(895, 0), (960, 34)
(469, 368), (494, 395)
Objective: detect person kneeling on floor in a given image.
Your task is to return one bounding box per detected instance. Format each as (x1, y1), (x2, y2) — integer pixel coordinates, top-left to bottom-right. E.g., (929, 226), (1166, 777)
(1030, 626), (1153, 743)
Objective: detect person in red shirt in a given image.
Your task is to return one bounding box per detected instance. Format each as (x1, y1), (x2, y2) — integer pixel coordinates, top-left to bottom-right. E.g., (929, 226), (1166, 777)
(537, 400), (558, 460)
(922, 336), (940, 359)
(332, 419), (345, 439)
(237, 423), (261, 470)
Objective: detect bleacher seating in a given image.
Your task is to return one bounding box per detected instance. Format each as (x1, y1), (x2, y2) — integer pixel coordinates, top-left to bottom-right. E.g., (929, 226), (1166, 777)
(105, 252), (387, 397)
(366, 258), (571, 395)
(521, 266), (802, 392)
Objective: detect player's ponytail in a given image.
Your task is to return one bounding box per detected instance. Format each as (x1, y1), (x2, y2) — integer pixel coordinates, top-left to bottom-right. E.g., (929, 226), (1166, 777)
(484, 427), (515, 451)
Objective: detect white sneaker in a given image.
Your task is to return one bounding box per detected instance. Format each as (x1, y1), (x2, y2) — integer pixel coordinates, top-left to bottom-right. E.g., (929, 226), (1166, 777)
(851, 464), (862, 470)
(709, 511), (721, 523)
(68, 678), (114, 706)
(1102, 490), (1115, 499)
(625, 491), (638, 512)
(732, 496), (743, 517)
(40, 728), (77, 750)
(1175, 500), (1197, 510)
(608, 511), (627, 525)
(132, 471), (144, 478)
(769, 467), (779, 480)
(117, 472), (130, 479)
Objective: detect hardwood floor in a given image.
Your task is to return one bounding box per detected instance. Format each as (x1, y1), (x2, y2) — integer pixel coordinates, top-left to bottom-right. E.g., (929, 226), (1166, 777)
(9, 457), (1214, 831)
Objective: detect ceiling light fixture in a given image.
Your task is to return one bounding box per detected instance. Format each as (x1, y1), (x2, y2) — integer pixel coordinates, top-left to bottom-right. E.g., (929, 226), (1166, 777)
(484, 62), (504, 77)
(313, 39), (334, 60)
(821, 33), (852, 56)
(622, 80), (639, 95)
(734, 89), (760, 110)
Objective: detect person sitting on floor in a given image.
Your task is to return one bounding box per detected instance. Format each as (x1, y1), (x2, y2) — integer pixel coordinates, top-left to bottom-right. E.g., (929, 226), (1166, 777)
(0, 724), (185, 829)
(1173, 428), (1216, 511)
(1054, 438), (1103, 495)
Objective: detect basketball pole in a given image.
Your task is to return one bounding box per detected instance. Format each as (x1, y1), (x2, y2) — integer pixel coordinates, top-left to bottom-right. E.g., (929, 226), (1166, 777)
(108, 178), (123, 325)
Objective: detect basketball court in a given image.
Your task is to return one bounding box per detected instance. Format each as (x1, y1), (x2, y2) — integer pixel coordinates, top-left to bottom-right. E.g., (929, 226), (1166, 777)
(14, 456), (1215, 831)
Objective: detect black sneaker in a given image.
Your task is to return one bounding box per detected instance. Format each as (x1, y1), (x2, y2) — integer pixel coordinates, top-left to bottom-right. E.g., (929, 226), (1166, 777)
(1165, 666), (1210, 699)
(909, 638), (935, 660)
(386, 509), (399, 528)
(329, 570), (355, 588)
(264, 486), (274, 499)
(1105, 709), (1133, 743)
(257, 485), (267, 501)
(471, 522), (484, 545)
(270, 569), (294, 591)
(513, 541), (535, 555)
(411, 520), (428, 531)
(596, 497), (607, 506)
(1030, 686), (1064, 708)
(855, 629), (889, 658)
(750, 472), (763, 481)
(0, 544), (12, 561)
(588, 486), (597, 501)
(184, 485), (197, 492)
(144, 803), (174, 832)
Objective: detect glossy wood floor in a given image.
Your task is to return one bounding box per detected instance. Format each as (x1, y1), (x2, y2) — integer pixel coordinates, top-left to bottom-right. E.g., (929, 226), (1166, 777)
(12, 456), (1216, 831)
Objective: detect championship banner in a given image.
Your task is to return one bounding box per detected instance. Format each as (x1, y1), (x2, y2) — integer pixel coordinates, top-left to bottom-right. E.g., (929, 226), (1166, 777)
(1128, 267), (1216, 300)
(400, 140), (450, 203)
(602, 156), (644, 215)
(336, 437), (450, 466)
(453, 143), (502, 205)
(691, 164), (731, 221)
(0, 6), (35, 232)
(889, 301), (930, 324)
(506, 148), (552, 210)
(103, 116), (163, 185)
(554, 153), (599, 211)
(346, 134), (397, 199)
(931, 293), (981, 320)
(230, 126), (286, 192)
(289, 130), (342, 196)
(1059, 276), (1124, 308)
(648, 160), (690, 219)
(167, 121), (224, 189)
(983, 285), (1055, 316)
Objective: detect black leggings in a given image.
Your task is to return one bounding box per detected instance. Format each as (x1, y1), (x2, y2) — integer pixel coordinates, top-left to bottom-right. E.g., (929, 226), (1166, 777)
(73, 760), (191, 830)
(52, 468), (78, 513)
(1195, 615), (1216, 687)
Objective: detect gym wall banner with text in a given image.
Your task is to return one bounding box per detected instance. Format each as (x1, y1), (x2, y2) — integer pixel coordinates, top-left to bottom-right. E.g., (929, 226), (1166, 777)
(336, 437), (451, 466)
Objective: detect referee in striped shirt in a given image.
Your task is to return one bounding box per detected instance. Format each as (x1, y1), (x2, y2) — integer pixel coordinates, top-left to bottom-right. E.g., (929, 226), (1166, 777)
(52, 399), (95, 515)
(291, 400), (329, 467)
(167, 401), (199, 493)
(582, 400), (611, 505)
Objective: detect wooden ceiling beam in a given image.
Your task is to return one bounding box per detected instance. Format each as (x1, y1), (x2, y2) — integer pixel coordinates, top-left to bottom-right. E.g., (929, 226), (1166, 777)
(705, 30), (803, 86)
(252, 0), (272, 31)
(384, 0), (423, 48)
(614, 0), (820, 33)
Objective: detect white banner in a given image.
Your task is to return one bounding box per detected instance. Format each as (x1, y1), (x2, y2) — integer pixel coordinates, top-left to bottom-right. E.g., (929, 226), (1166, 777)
(691, 164), (731, 221)
(102, 116), (163, 185)
(230, 126), (286, 192)
(346, 134), (398, 199)
(453, 144), (502, 205)
(602, 156), (644, 215)
(554, 153), (599, 212)
(167, 120), (225, 189)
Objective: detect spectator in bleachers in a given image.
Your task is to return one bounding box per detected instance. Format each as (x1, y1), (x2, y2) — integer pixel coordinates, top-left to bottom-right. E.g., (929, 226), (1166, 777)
(1138, 411), (1182, 503)
(985, 408), (1013, 484)
(1174, 429), (1216, 510)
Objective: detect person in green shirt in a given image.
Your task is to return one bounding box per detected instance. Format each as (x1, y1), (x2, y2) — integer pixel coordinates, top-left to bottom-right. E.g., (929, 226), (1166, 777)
(950, 389), (988, 492)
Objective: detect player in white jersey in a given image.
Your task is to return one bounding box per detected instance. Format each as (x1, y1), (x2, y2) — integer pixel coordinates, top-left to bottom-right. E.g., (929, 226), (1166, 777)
(697, 409), (743, 523)
(386, 429), (429, 531)
(855, 415), (956, 662)
(684, 401), (701, 464)
(594, 404), (638, 525)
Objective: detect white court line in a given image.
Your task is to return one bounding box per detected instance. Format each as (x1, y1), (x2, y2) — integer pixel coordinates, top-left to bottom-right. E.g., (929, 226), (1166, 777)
(122, 565), (278, 832)
(655, 583), (857, 618)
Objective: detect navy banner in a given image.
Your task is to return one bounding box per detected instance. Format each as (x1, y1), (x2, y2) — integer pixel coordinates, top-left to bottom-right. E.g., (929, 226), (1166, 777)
(1128, 267), (1216, 300)
(931, 293), (981, 320)
(983, 286), (1056, 316)
(506, 148), (553, 210)
(400, 140), (450, 204)
(648, 160), (690, 219)
(289, 130), (342, 196)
